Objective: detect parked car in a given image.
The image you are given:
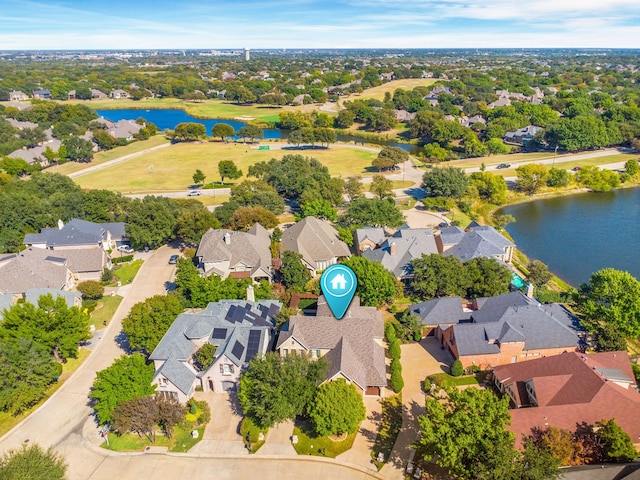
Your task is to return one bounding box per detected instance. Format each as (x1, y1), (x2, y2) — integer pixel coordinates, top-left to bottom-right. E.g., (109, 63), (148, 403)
(572, 166), (582, 172)
(187, 190), (202, 196)
(169, 254), (179, 264)
(496, 163), (511, 169)
(117, 245), (134, 254)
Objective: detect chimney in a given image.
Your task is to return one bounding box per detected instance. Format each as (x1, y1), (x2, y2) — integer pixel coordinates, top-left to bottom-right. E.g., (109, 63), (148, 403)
(223, 232), (231, 244)
(526, 282), (534, 299)
(390, 242), (396, 256)
(246, 284), (255, 302)
(57, 219), (64, 230)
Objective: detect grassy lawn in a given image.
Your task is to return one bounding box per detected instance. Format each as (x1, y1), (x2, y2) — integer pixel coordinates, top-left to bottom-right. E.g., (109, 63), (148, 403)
(372, 394), (403, 470)
(75, 142), (378, 193)
(0, 348), (90, 437)
(89, 295), (123, 329)
(339, 79), (438, 105)
(47, 135), (169, 176)
(292, 420), (357, 458)
(429, 372), (487, 388)
(240, 416), (267, 453)
(102, 432), (171, 451)
(64, 98), (311, 123)
(171, 425), (205, 453)
(114, 259), (143, 284)
(396, 197), (417, 210)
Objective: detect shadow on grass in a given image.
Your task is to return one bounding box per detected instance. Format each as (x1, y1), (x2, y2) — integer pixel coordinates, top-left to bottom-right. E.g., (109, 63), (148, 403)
(371, 395), (403, 469)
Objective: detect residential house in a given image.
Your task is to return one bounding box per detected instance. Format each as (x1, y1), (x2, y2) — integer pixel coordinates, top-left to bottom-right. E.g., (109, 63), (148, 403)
(393, 110), (416, 123)
(434, 291), (583, 369)
(276, 296), (386, 396)
(8, 90), (29, 102)
(32, 89), (51, 100)
(488, 96), (511, 109)
(281, 217), (351, 276)
(196, 224), (273, 282)
(408, 296), (472, 336)
(8, 139), (62, 165)
(90, 88), (108, 99)
(24, 288), (82, 308)
(440, 224), (515, 263)
(359, 226), (439, 280)
(67, 90), (76, 100)
(24, 218), (127, 251)
(5, 118), (38, 130)
(150, 300), (281, 402)
(504, 126), (543, 145)
(107, 119), (143, 140)
(110, 89), (129, 99)
(0, 248), (75, 295)
(493, 351), (640, 448)
(355, 227), (386, 254)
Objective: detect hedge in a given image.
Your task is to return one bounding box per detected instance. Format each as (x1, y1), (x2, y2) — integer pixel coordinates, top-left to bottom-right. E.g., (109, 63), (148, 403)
(112, 255), (133, 264)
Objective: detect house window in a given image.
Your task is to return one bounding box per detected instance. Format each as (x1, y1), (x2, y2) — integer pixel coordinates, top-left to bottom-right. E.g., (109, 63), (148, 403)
(220, 364), (234, 376)
(283, 348), (288, 357)
(311, 349), (320, 359)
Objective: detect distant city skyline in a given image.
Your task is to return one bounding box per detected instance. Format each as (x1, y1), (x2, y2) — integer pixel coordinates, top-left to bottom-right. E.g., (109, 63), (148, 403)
(2, 0), (640, 50)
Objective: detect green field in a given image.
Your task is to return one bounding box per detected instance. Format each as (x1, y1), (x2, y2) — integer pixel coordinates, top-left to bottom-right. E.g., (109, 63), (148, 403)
(64, 97), (311, 123)
(47, 135), (169, 176)
(339, 78), (438, 105)
(75, 143), (379, 193)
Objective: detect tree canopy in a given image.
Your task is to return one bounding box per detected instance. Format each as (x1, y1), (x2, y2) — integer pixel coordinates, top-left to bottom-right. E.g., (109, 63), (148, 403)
(341, 256), (400, 307)
(0, 444), (67, 480)
(280, 250), (312, 292)
(218, 160), (242, 183)
(171, 122), (207, 142)
(211, 123), (235, 141)
(338, 198), (404, 229)
(422, 167), (469, 199)
(122, 295), (185, 354)
(308, 379), (366, 436)
(410, 254), (468, 299)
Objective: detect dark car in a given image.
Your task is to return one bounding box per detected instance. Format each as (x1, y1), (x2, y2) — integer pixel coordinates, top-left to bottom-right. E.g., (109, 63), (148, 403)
(496, 163), (511, 169)
(168, 255), (179, 264)
(572, 166), (582, 172)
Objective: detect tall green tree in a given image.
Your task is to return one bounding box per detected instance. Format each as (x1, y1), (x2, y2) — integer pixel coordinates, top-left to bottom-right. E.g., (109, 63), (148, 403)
(527, 260), (552, 287)
(411, 254), (467, 299)
(370, 175), (395, 200)
(416, 387), (517, 480)
(422, 167), (469, 199)
(192, 169), (206, 185)
(574, 268), (640, 337)
(230, 180), (285, 215)
(229, 206), (278, 230)
(90, 353), (156, 424)
(469, 171), (507, 204)
(516, 164), (549, 194)
(211, 123), (235, 141)
(0, 444), (67, 480)
(465, 257), (512, 299)
(238, 352), (326, 428)
(237, 125), (263, 142)
(125, 195), (179, 249)
(596, 418), (638, 463)
(280, 251), (312, 292)
(342, 256), (400, 307)
(175, 207), (221, 244)
(338, 198), (404, 229)
(218, 160), (242, 183)
(122, 295), (184, 354)
(0, 294), (90, 360)
(308, 379), (366, 436)
(61, 136), (94, 162)
(171, 122), (206, 142)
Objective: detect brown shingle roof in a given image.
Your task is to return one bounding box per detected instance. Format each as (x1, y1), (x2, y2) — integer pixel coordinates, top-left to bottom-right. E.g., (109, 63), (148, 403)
(281, 217), (350, 270)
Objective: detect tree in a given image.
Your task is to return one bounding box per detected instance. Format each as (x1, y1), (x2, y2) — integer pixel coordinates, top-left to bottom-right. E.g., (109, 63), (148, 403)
(338, 198), (404, 229)
(125, 196), (180, 249)
(625, 159), (639, 176)
(194, 343), (217, 371)
(227, 86), (256, 104)
(218, 160), (242, 183)
(591, 323), (628, 352)
(299, 199), (337, 221)
(122, 295), (185, 354)
(469, 171), (507, 204)
(416, 387), (518, 480)
(92, 129), (117, 150)
(574, 268), (640, 337)
(486, 137), (512, 155)
(0, 444), (67, 480)
(287, 128), (315, 147)
(238, 352), (326, 428)
(192, 169), (206, 185)
(155, 394), (186, 438)
(308, 379), (366, 436)
(545, 116), (609, 151)
(518, 438), (562, 480)
(237, 125), (263, 143)
(465, 257), (512, 298)
(423, 142), (453, 162)
(411, 254), (467, 299)
(422, 167), (469, 199)
(229, 206), (278, 230)
(527, 260), (552, 287)
(61, 136), (94, 162)
(344, 176), (364, 201)
(280, 250), (312, 292)
(0, 294), (90, 361)
(230, 180), (284, 215)
(171, 122), (207, 142)
(547, 167), (570, 188)
(341, 256), (400, 307)
(314, 127), (337, 147)
(575, 166), (621, 192)
(370, 175), (395, 200)
(211, 123), (235, 141)
(175, 207), (221, 243)
(373, 146), (409, 171)
(76, 280), (104, 300)
(516, 164), (549, 194)
(596, 418), (638, 463)
(90, 353), (156, 424)
(0, 338), (61, 414)
(112, 396), (157, 441)
(450, 359), (463, 376)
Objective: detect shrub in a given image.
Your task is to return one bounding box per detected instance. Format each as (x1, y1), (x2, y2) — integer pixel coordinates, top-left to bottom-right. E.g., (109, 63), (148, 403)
(389, 305), (398, 314)
(390, 369), (404, 393)
(195, 400), (210, 425)
(390, 357), (402, 376)
(384, 323), (396, 343)
(467, 365), (481, 374)
(450, 359), (464, 377)
(112, 255), (133, 264)
(77, 280), (104, 300)
(101, 267), (114, 283)
(422, 378), (432, 393)
(388, 339), (401, 359)
(412, 329), (422, 342)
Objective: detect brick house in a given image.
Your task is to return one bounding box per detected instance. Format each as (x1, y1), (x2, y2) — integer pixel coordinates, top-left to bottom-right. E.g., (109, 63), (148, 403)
(493, 351), (640, 449)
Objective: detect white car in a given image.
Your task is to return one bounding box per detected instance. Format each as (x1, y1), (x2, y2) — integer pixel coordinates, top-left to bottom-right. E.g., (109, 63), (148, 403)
(187, 190), (202, 196)
(117, 245), (134, 254)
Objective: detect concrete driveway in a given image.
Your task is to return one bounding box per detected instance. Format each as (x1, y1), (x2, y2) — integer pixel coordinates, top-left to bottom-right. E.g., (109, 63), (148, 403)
(381, 337), (453, 479)
(336, 395), (382, 472)
(188, 392), (246, 455)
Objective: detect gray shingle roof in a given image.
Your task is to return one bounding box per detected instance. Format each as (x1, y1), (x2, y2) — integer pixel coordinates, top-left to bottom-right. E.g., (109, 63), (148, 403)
(24, 288), (80, 308)
(441, 225), (514, 262)
(472, 291), (536, 323)
(158, 357), (197, 395)
(410, 297), (471, 326)
(0, 248), (69, 294)
(355, 227), (385, 248)
(438, 226), (466, 246)
(281, 217), (350, 270)
(23, 218), (125, 248)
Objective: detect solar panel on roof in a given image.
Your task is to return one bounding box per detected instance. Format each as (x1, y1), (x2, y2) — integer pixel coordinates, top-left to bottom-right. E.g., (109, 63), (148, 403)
(212, 328), (227, 340)
(231, 341), (245, 360)
(246, 330), (262, 361)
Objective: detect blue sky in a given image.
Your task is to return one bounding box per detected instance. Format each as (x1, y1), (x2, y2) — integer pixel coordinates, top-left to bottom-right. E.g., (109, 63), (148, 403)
(2, 0), (640, 50)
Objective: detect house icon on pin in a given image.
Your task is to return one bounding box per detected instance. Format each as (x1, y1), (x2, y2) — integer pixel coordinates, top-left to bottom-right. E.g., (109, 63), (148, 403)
(330, 273), (348, 290)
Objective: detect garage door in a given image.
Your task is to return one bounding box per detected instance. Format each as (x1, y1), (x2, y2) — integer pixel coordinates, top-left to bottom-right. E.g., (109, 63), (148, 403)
(222, 381), (236, 392)
(365, 386), (380, 396)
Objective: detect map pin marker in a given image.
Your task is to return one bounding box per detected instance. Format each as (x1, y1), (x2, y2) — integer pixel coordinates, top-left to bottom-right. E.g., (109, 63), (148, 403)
(320, 264), (357, 320)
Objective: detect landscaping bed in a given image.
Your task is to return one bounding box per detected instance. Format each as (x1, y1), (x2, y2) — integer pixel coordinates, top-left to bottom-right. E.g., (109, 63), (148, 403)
(292, 420), (356, 458)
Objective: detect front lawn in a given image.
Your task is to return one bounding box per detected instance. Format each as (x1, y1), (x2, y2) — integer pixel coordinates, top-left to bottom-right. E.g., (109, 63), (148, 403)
(114, 259), (143, 284)
(292, 420), (356, 458)
(372, 394), (403, 470)
(429, 371), (488, 388)
(240, 416), (267, 453)
(89, 295), (122, 329)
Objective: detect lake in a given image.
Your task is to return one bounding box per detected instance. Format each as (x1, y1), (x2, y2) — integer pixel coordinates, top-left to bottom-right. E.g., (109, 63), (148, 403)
(500, 187), (640, 287)
(95, 108), (421, 154)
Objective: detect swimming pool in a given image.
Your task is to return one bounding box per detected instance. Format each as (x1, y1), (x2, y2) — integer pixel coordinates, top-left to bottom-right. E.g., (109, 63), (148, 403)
(511, 272), (527, 289)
